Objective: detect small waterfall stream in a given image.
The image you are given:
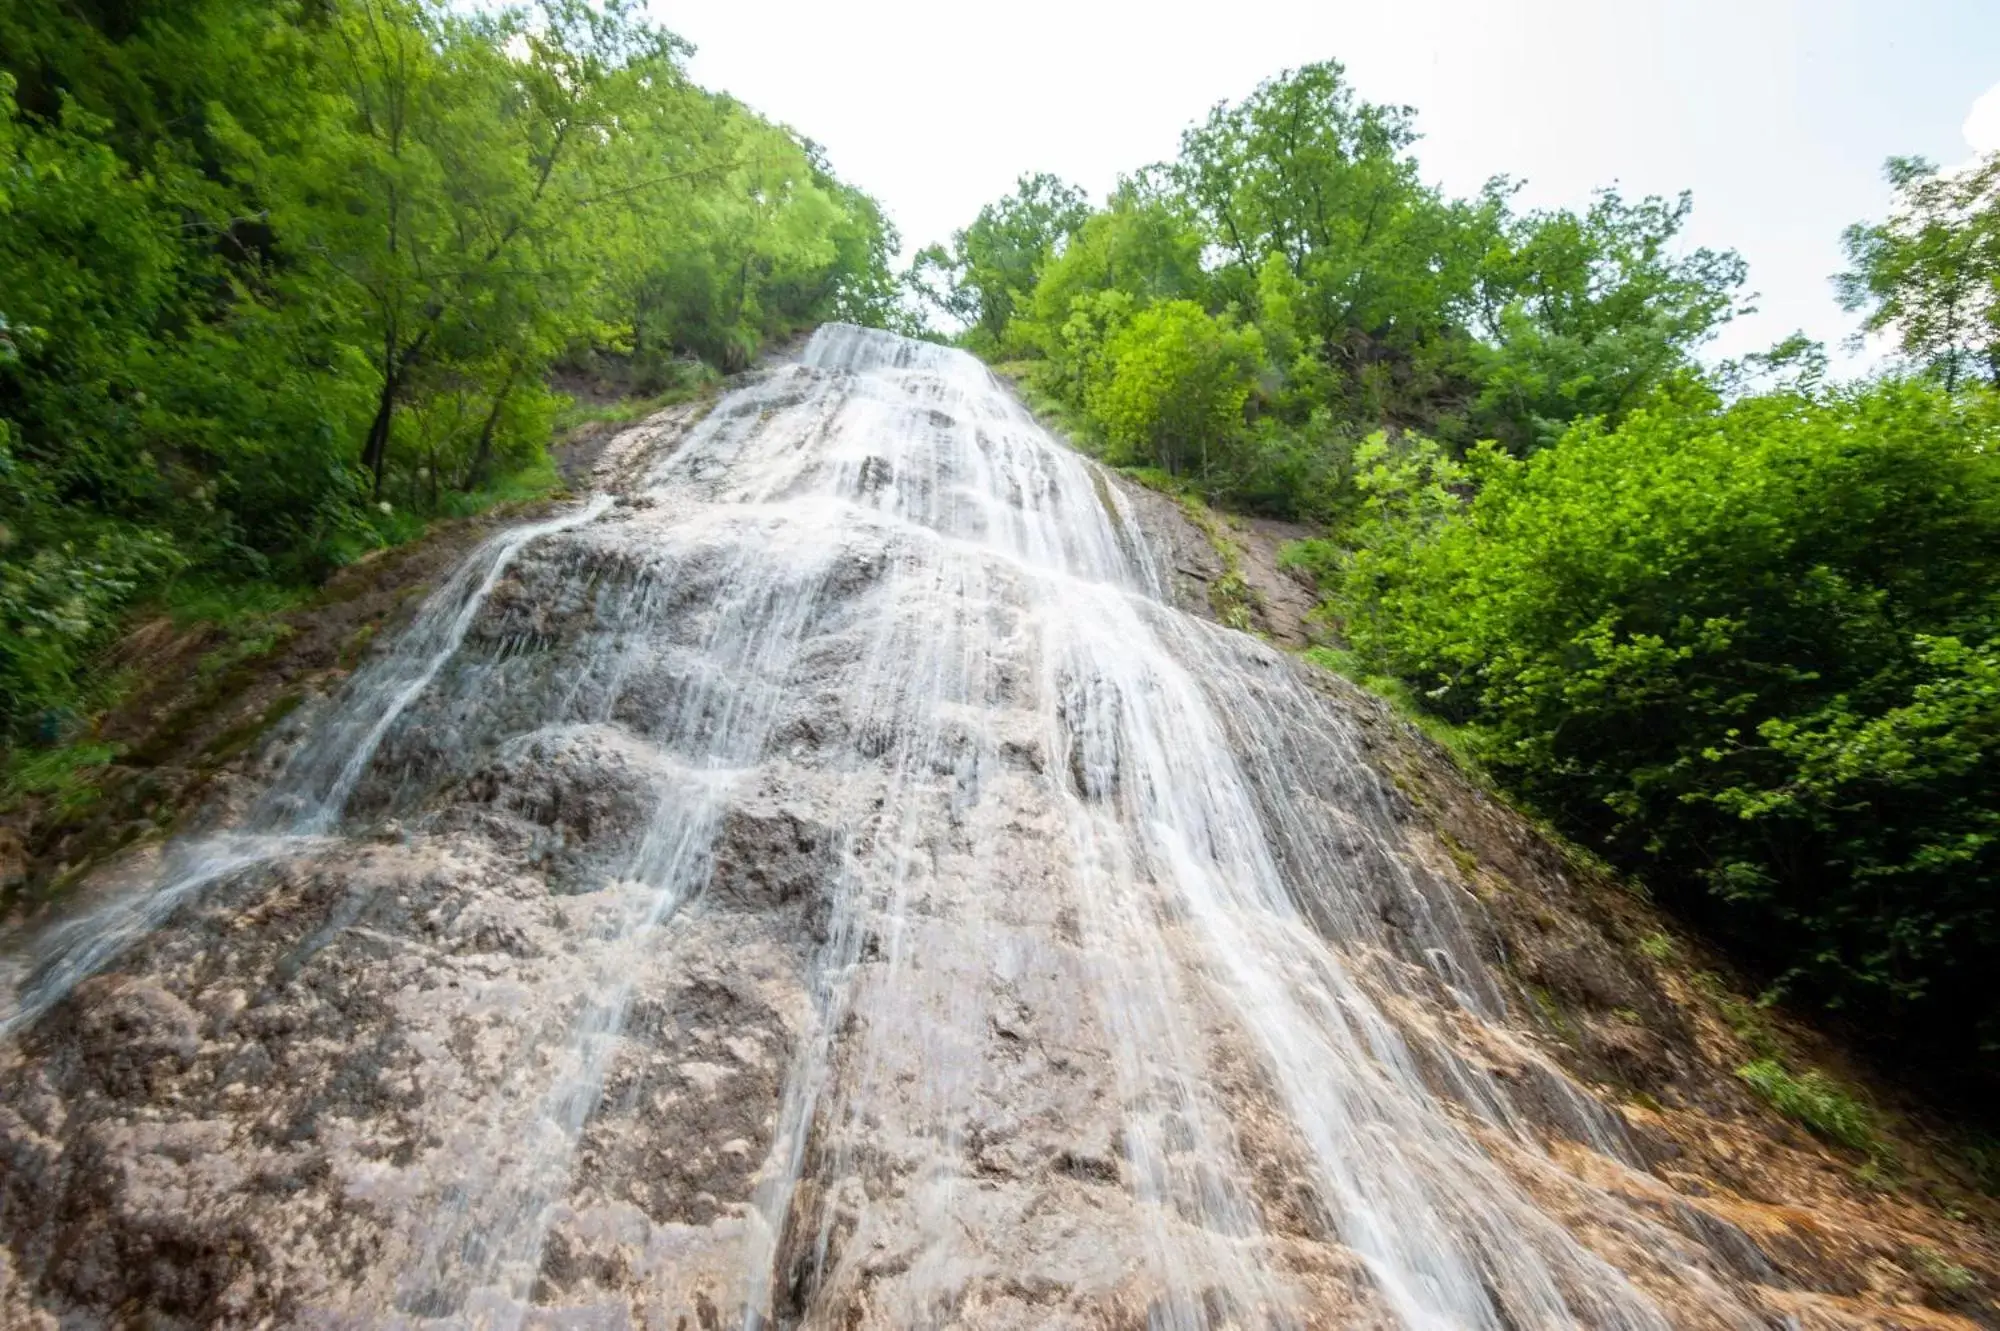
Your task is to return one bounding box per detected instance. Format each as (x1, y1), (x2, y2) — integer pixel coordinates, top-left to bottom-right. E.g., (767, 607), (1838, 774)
(0, 496), (612, 1042)
(0, 327), (1772, 1329)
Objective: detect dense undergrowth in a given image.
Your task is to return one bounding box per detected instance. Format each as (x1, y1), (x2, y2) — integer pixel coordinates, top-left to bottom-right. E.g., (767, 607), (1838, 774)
(930, 64), (2000, 1103)
(0, 0), (900, 761)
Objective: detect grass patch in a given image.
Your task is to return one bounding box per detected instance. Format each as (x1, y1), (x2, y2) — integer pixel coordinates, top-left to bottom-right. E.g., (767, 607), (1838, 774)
(0, 741), (123, 818)
(1692, 970), (1785, 1059)
(443, 453), (567, 515)
(551, 354), (720, 437)
(1908, 1245), (1979, 1297)
(157, 579), (312, 629)
(1637, 931), (1677, 962)
(1736, 1057), (1884, 1155)
(1116, 464), (1194, 499)
(1301, 645), (1485, 766)
(1523, 981), (1576, 1041)
(196, 624), (293, 685)
(334, 449), (572, 566)
(1436, 827), (1479, 878)
(149, 576), (310, 695)
(553, 383), (706, 437)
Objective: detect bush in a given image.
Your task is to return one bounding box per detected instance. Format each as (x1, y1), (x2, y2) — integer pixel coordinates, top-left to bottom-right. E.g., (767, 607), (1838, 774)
(1086, 300), (1264, 479)
(1737, 1058), (1882, 1155)
(1334, 378), (2000, 1077)
(0, 527), (183, 738)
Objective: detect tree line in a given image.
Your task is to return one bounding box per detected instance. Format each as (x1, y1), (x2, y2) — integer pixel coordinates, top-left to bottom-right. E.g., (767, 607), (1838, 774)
(922, 63), (2000, 1096)
(0, 0), (899, 742)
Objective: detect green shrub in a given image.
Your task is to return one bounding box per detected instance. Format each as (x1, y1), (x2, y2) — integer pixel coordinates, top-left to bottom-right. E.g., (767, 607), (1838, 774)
(1333, 378), (2000, 1077)
(0, 740), (121, 818)
(1736, 1058), (1882, 1155)
(1637, 932), (1676, 962)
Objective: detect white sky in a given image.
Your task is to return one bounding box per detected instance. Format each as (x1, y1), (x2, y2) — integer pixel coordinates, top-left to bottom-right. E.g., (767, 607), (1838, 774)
(655, 0), (1999, 366)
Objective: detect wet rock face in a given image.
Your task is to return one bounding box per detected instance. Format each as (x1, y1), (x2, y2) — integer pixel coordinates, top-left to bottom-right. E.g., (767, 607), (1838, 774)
(443, 725), (670, 894)
(2, 325), (1996, 1331)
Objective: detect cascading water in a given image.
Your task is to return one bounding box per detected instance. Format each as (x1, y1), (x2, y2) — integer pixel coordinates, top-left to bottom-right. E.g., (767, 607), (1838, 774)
(0, 326), (1778, 1329)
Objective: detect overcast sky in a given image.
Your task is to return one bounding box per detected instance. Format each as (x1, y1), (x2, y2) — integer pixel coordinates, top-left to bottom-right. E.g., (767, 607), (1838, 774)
(653, 0), (1999, 365)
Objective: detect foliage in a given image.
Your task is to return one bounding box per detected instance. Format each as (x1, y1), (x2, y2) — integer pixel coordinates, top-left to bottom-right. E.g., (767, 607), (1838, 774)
(1839, 154), (2000, 390)
(1088, 302), (1263, 477)
(0, 528), (183, 738)
(1736, 1058), (1883, 1156)
(911, 172), (1089, 353)
(0, 0), (896, 747)
(940, 62), (1745, 521)
(0, 741), (122, 820)
(1469, 190), (1749, 450)
(1330, 378), (2000, 1072)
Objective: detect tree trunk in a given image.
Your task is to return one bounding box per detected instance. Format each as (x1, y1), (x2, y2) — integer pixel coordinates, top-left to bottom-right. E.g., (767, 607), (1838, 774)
(362, 370), (398, 498)
(362, 327), (435, 496)
(463, 365), (520, 492)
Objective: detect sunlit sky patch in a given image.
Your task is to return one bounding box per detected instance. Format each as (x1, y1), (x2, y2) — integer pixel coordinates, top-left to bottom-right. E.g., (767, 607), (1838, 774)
(1966, 81), (2000, 154)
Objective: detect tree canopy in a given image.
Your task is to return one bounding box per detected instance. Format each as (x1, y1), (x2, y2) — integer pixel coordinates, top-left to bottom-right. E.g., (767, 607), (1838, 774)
(1839, 154), (2000, 391)
(919, 62), (1749, 516)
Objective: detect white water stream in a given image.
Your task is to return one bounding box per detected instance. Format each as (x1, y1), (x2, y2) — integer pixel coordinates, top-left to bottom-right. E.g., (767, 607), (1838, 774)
(0, 327), (1768, 1329)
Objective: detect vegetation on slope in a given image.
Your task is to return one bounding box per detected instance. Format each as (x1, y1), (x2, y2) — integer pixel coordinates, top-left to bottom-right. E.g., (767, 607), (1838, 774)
(924, 62), (2000, 1099)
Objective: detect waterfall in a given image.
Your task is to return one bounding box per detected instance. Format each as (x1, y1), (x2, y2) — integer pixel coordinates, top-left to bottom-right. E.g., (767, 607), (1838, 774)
(0, 326), (1768, 1329)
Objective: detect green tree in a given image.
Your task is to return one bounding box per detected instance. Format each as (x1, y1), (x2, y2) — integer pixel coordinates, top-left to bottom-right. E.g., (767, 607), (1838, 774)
(1024, 181), (1208, 338)
(1333, 379), (2000, 1067)
(1088, 301), (1265, 479)
(1175, 61), (1493, 426)
(1839, 154), (2000, 390)
(1471, 189), (1747, 449)
(915, 172), (1089, 351)
(943, 59), (1743, 521)
(236, 0), (685, 492)
(1013, 182), (1208, 411)
(0, 0), (898, 742)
